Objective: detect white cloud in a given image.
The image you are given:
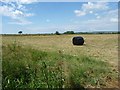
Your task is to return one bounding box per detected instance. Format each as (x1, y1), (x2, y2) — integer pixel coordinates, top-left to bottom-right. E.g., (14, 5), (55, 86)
(82, 2), (109, 11)
(73, 2), (117, 32)
(74, 10), (86, 16)
(110, 18), (118, 23)
(96, 16), (100, 19)
(13, 10), (23, 16)
(89, 11), (93, 14)
(18, 0), (39, 4)
(72, 9), (118, 31)
(0, 0), (40, 4)
(0, 5), (34, 18)
(0, 0), (36, 25)
(0, 6), (14, 17)
(25, 13), (34, 17)
(74, 2), (109, 17)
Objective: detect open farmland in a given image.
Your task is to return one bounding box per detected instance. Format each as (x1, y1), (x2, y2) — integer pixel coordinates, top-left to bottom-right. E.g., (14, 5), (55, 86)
(3, 34), (118, 67)
(2, 34), (119, 88)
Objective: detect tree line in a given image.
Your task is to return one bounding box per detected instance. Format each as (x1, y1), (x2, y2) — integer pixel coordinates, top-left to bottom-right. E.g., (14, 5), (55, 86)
(3, 30), (119, 35)
(55, 31), (120, 35)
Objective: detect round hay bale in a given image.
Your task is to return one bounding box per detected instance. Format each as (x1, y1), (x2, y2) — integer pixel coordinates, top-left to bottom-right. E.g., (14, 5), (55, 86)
(72, 36), (84, 45)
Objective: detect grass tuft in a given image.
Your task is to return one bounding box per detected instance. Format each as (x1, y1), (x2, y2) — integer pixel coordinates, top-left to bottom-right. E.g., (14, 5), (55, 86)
(2, 42), (117, 88)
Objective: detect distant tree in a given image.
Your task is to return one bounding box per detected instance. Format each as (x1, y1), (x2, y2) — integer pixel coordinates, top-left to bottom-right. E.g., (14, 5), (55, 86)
(55, 31), (60, 35)
(64, 31), (75, 34)
(18, 31), (22, 34)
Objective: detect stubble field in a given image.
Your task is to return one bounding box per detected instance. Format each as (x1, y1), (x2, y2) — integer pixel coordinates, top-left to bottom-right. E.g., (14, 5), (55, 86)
(2, 34), (119, 88)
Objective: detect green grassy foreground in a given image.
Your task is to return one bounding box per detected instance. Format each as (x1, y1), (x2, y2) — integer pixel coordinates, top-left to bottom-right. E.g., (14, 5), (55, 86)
(2, 42), (117, 88)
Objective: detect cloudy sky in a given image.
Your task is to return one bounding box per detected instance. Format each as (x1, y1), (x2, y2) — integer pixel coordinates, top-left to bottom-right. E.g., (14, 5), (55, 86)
(0, 0), (118, 34)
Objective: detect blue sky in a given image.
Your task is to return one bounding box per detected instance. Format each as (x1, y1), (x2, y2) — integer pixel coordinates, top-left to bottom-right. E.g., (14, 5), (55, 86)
(0, 0), (118, 34)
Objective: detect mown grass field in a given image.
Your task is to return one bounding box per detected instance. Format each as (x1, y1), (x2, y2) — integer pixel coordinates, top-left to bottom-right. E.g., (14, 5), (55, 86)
(2, 34), (119, 88)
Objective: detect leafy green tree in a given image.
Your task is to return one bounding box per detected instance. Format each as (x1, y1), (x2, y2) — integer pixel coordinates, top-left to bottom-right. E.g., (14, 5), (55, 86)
(55, 31), (60, 35)
(64, 31), (75, 34)
(18, 31), (22, 34)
